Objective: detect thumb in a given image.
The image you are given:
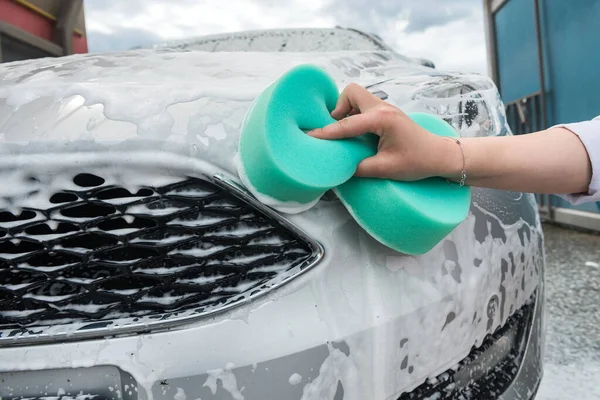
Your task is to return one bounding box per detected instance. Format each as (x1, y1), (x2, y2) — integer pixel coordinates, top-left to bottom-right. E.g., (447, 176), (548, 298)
(309, 113), (381, 140)
(355, 153), (397, 179)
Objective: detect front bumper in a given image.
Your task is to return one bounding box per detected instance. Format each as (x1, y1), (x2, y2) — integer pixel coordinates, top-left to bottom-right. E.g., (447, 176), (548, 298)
(0, 288), (543, 400)
(400, 289), (544, 400)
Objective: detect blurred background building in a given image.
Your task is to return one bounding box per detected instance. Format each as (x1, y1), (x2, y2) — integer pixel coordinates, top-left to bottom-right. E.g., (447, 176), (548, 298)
(0, 0), (87, 63)
(485, 0), (600, 230)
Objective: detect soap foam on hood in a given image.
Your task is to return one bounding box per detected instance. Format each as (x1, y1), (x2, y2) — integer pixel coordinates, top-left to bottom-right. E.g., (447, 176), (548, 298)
(233, 152), (321, 214)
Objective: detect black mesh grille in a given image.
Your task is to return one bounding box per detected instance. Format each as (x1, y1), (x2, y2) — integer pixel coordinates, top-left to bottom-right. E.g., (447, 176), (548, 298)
(0, 174), (316, 335)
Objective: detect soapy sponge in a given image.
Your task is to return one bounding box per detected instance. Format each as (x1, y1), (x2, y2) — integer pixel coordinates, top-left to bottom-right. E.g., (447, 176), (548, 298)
(335, 114), (471, 255)
(238, 64), (471, 254)
(239, 64), (377, 205)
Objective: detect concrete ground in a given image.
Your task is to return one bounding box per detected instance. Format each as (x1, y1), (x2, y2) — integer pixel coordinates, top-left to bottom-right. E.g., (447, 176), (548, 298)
(536, 223), (600, 400)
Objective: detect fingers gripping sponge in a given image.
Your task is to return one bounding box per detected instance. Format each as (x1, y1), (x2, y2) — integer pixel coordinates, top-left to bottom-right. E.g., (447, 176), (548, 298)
(239, 65), (378, 205)
(334, 115), (470, 255)
(238, 64), (471, 255)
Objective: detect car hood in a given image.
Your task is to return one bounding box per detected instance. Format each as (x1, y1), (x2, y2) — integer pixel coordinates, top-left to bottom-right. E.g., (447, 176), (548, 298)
(0, 48), (501, 156)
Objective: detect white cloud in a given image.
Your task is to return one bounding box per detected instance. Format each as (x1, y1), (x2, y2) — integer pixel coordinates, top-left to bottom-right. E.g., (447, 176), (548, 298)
(384, 8), (488, 74)
(85, 18), (113, 35)
(83, 0), (488, 74)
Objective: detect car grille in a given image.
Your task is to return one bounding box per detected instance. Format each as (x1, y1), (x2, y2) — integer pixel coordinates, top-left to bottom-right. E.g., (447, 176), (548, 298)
(398, 297), (535, 400)
(0, 172), (321, 343)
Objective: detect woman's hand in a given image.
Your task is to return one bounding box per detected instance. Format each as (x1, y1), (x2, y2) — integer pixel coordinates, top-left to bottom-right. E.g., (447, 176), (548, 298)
(309, 83), (462, 181)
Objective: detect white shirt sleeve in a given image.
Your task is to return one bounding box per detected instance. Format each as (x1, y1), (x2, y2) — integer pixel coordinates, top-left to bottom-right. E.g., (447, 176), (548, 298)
(553, 116), (600, 205)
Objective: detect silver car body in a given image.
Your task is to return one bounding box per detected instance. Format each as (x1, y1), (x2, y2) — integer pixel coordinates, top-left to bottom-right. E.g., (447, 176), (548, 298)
(0, 28), (544, 400)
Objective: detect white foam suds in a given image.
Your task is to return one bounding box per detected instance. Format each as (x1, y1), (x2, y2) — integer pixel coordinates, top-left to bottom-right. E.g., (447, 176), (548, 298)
(300, 344), (360, 399)
(107, 289), (141, 296)
(233, 153), (321, 215)
(132, 265), (194, 275)
(228, 253), (278, 265)
(248, 235), (286, 246)
(0, 250), (34, 260)
(138, 293), (196, 306)
(0, 211), (44, 228)
(0, 309), (43, 318)
(18, 261), (78, 273)
(176, 274), (229, 285)
(203, 363), (244, 400)
(23, 293), (77, 302)
(203, 222), (270, 238)
(52, 303), (117, 314)
(21, 231), (76, 241)
(288, 373), (302, 385)
(98, 196), (148, 205)
(2, 282), (32, 291)
(167, 215), (228, 227)
(130, 234), (193, 244)
(166, 187), (214, 197)
(168, 243), (225, 257)
(251, 260), (296, 274)
(173, 387), (186, 400)
(127, 204), (182, 216)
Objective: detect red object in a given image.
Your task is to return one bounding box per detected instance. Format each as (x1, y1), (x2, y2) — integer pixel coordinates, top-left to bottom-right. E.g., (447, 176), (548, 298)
(72, 31), (88, 53)
(0, 0), (54, 41)
(0, 0), (88, 53)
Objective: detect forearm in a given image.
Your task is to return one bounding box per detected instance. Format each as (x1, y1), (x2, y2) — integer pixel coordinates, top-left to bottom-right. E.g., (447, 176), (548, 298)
(440, 128), (592, 194)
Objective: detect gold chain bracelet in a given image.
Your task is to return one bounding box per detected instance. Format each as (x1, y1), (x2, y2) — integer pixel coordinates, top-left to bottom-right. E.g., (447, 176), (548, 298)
(450, 138), (466, 187)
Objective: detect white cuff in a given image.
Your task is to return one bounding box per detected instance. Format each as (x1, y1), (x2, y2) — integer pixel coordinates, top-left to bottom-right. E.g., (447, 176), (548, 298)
(553, 116), (600, 205)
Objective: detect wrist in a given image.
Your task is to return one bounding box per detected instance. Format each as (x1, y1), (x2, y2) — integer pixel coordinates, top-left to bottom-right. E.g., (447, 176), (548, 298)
(434, 136), (465, 180)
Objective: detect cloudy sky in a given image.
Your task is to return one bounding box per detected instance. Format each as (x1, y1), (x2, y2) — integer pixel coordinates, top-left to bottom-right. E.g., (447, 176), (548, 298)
(83, 0), (489, 75)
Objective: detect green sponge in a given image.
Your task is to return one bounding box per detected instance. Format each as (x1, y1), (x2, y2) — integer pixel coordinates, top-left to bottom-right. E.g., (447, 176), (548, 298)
(239, 64), (377, 205)
(335, 112), (470, 254)
(238, 64), (471, 255)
